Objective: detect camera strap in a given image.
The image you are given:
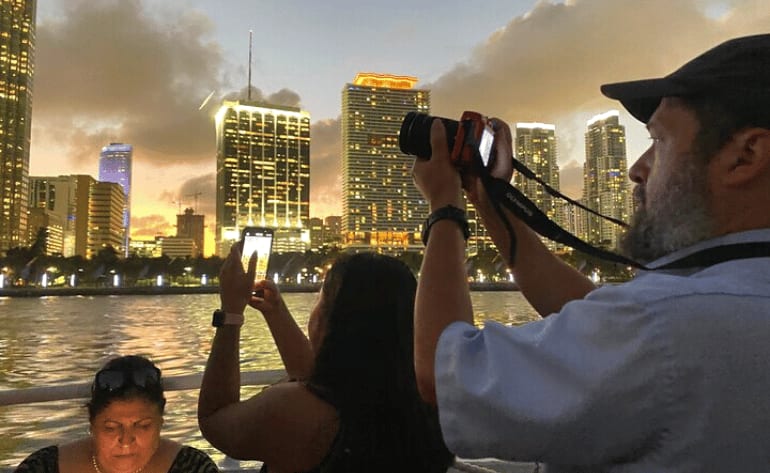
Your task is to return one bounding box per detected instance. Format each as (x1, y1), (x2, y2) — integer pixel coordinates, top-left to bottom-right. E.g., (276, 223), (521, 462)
(481, 174), (770, 271)
(481, 174), (644, 268)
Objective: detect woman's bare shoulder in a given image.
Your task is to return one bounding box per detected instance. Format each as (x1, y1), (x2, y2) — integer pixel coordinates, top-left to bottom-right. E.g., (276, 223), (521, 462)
(214, 380), (339, 471)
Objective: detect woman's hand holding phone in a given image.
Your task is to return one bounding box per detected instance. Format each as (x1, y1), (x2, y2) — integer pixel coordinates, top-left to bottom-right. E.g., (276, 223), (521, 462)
(219, 244), (257, 315)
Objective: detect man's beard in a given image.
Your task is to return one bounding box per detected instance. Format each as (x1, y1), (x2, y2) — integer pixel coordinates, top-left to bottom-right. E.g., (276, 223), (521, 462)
(619, 162), (715, 264)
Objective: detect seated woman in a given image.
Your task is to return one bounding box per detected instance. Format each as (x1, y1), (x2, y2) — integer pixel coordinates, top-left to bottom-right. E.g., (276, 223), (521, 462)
(198, 249), (454, 473)
(16, 355), (219, 473)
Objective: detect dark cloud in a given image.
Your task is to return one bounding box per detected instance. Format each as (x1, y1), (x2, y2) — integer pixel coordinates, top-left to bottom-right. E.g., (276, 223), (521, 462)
(176, 174), (217, 217)
(309, 118), (342, 216)
(221, 85), (303, 108)
(34, 0), (224, 166)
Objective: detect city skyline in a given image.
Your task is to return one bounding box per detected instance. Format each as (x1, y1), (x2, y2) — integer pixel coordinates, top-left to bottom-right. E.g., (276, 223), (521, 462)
(25, 0), (770, 255)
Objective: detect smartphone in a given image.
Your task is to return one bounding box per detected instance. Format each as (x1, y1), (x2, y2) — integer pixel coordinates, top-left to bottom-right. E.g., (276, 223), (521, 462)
(240, 226), (274, 282)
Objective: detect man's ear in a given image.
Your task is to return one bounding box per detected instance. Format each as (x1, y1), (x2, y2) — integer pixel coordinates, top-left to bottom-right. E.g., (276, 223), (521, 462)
(719, 128), (770, 186)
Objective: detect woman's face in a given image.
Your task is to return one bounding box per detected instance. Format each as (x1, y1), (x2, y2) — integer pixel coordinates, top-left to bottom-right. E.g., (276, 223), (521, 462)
(90, 397), (163, 473)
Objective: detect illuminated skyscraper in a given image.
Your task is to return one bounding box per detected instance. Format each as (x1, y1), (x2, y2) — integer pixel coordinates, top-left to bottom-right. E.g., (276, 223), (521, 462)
(514, 122), (560, 220)
(88, 181), (126, 258)
(583, 110), (629, 248)
(215, 101), (310, 255)
(341, 72), (428, 253)
(0, 0), (36, 251)
(98, 143), (132, 256)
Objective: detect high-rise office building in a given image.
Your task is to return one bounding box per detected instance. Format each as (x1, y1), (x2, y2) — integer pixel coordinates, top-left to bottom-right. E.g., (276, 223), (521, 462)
(215, 100), (310, 255)
(341, 72), (428, 253)
(514, 122), (560, 220)
(583, 110), (629, 248)
(28, 174), (93, 257)
(98, 143), (132, 256)
(0, 0), (36, 251)
(176, 207), (204, 257)
(88, 181), (125, 259)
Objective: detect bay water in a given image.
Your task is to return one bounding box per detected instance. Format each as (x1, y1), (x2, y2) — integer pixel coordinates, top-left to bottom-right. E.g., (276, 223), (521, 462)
(0, 291), (539, 469)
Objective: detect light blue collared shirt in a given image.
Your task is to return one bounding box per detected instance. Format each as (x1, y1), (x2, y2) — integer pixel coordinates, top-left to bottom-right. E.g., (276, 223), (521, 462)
(436, 229), (770, 472)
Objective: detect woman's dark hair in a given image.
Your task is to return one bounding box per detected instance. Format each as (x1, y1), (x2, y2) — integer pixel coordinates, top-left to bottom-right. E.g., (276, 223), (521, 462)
(308, 252), (453, 473)
(87, 355), (166, 421)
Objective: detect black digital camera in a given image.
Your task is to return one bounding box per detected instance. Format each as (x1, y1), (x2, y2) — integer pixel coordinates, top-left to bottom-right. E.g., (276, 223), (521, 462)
(399, 111), (496, 174)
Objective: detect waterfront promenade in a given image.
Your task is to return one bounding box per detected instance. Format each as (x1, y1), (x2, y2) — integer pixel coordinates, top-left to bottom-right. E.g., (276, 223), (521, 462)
(0, 281), (518, 297)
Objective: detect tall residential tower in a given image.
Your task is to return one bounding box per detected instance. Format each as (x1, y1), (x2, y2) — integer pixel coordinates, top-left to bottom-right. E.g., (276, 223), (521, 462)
(98, 143), (132, 256)
(215, 101), (310, 255)
(583, 110), (629, 248)
(0, 0), (36, 251)
(341, 72), (428, 253)
(514, 122), (560, 220)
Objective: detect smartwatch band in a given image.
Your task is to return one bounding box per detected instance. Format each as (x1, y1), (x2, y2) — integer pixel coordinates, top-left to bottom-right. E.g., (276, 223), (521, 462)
(422, 204), (470, 245)
(212, 309), (244, 327)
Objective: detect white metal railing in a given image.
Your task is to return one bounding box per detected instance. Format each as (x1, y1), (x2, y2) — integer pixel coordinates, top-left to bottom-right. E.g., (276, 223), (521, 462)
(0, 369), (286, 406)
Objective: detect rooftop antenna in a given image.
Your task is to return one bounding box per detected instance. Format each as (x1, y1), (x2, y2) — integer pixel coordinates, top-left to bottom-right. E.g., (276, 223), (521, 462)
(247, 30), (253, 101)
(246, 29), (255, 227)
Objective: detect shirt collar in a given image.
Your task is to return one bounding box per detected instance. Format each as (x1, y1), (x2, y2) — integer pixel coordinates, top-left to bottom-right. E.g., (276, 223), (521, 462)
(646, 228), (770, 270)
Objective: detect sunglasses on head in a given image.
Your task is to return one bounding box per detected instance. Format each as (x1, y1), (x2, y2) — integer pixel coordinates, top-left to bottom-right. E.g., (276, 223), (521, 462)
(93, 366), (161, 393)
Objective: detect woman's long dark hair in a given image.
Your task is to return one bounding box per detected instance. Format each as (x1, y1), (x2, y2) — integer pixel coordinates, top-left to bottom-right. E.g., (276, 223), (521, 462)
(308, 252), (453, 473)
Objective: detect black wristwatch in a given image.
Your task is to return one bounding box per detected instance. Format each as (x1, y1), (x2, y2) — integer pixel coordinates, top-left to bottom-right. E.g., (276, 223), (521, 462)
(421, 205), (470, 245)
(212, 309), (244, 327)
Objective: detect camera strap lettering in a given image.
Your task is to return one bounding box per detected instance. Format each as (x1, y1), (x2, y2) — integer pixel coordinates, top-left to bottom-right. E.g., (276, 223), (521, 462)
(481, 173), (770, 271)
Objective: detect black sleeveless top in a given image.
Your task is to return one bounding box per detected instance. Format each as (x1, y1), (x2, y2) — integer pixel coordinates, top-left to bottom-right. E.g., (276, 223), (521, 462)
(14, 445), (219, 473)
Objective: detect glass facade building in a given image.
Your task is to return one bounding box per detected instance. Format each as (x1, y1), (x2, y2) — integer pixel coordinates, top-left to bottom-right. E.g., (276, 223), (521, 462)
(98, 143), (132, 256)
(215, 100), (310, 255)
(0, 0), (36, 251)
(514, 122), (560, 221)
(583, 110), (629, 248)
(341, 73), (428, 253)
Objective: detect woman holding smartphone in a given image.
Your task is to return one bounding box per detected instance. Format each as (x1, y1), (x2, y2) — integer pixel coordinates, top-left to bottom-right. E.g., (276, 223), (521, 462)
(198, 246), (453, 473)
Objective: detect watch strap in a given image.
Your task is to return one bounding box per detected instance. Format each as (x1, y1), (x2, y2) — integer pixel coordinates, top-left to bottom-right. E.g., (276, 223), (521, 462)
(422, 205), (470, 245)
(212, 309), (244, 327)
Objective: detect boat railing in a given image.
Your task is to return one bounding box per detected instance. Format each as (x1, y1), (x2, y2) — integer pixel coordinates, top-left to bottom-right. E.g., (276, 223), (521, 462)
(0, 369), (286, 407)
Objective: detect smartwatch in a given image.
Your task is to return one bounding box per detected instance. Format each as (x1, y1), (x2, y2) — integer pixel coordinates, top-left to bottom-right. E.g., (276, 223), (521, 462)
(212, 309), (244, 328)
(421, 205), (470, 245)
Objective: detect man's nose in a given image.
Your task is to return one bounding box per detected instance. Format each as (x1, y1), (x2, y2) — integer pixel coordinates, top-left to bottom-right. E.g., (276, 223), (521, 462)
(629, 147), (653, 184)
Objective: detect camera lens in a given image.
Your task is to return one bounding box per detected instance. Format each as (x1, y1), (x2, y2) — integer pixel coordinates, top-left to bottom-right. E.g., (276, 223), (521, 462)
(399, 112), (458, 159)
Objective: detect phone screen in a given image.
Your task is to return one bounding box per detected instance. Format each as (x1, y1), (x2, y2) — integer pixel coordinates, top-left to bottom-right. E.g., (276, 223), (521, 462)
(241, 227), (274, 281)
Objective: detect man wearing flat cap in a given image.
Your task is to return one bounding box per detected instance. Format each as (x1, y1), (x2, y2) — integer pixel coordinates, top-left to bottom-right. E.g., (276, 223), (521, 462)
(412, 34), (770, 471)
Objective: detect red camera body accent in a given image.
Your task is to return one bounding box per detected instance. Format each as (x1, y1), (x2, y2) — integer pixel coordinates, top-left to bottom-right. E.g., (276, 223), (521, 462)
(450, 111), (492, 173)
